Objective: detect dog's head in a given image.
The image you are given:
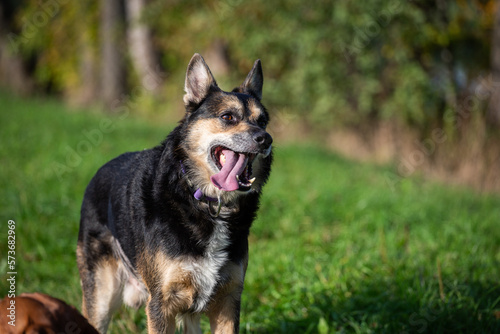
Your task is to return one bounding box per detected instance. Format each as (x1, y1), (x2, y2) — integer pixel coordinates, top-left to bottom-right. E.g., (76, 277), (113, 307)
(179, 53), (272, 202)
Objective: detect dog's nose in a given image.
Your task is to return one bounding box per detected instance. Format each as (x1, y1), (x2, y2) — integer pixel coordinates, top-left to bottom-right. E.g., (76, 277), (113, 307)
(252, 130), (273, 150)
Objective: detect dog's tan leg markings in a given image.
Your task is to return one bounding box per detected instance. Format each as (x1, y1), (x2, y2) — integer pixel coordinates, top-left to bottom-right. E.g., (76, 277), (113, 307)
(76, 242), (90, 318)
(208, 262), (246, 334)
(140, 252), (198, 334)
(77, 237), (123, 334)
(208, 289), (242, 334)
(92, 258), (123, 333)
(146, 296), (176, 334)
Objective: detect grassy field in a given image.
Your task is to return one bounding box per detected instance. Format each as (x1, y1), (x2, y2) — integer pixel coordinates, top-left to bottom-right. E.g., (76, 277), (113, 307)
(0, 91), (499, 333)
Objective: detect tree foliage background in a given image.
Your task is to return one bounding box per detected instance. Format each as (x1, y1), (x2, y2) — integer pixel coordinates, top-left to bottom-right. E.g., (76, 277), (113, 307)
(1, 0), (499, 189)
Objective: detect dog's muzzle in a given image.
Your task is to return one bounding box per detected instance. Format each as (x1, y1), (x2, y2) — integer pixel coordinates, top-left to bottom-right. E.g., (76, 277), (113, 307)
(209, 130), (272, 192)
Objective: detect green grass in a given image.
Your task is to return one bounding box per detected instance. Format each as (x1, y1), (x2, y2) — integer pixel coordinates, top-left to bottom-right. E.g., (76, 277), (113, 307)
(1, 91), (499, 333)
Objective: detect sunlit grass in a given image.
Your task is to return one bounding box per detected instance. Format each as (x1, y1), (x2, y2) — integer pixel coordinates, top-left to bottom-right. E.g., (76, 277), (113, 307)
(0, 92), (499, 333)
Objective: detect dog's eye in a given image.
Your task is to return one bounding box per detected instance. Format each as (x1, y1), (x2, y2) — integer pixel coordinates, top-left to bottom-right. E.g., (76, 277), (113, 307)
(221, 114), (234, 122)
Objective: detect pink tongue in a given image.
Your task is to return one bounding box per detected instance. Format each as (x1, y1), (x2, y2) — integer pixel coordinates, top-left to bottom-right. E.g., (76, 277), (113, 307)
(210, 150), (248, 191)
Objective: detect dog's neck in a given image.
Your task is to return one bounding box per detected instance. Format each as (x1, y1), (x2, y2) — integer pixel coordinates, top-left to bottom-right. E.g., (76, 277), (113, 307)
(179, 161), (218, 202)
(179, 160), (224, 217)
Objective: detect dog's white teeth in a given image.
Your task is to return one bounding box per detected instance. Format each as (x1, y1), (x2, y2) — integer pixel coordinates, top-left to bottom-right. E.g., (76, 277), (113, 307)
(236, 175), (254, 186)
(220, 153), (226, 166)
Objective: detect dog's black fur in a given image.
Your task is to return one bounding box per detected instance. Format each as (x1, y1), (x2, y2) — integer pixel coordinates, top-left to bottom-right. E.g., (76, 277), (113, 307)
(77, 54), (272, 333)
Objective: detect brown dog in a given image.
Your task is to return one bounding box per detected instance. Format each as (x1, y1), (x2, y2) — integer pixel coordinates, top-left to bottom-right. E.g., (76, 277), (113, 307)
(0, 292), (98, 334)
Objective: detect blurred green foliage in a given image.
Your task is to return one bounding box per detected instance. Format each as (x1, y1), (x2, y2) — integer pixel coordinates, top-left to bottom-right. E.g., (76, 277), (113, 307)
(12, 0), (496, 132)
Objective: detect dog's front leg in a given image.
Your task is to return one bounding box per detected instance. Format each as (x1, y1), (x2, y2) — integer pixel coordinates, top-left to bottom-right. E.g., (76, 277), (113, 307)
(207, 260), (247, 333)
(207, 284), (243, 334)
(146, 296), (177, 334)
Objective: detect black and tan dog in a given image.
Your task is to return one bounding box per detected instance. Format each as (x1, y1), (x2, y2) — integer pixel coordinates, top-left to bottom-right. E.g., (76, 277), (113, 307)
(77, 54), (272, 333)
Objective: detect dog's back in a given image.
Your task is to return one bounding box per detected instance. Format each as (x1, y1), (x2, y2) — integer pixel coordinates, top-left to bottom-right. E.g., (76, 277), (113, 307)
(79, 150), (156, 263)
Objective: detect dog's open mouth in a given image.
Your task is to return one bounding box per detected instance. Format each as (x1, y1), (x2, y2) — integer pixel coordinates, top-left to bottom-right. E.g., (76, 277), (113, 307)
(210, 146), (256, 192)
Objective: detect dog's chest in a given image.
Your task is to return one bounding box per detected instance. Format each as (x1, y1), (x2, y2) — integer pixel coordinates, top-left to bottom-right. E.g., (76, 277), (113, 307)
(182, 218), (231, 312)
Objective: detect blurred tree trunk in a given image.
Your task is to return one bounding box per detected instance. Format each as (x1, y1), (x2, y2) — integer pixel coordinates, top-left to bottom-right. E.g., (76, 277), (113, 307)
(74, 2), (99, 106)
(489, 1), (500, 126)
(0, 2), (34, 95)
(125, 0), (162, 92)
(77, 35), (99, 105)
(101, 0), (127, 110)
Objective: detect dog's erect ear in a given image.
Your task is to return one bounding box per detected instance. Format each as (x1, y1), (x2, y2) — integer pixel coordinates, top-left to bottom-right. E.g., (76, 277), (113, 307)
(240, 59), (263, 100)
(184, 53), (218, 106)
